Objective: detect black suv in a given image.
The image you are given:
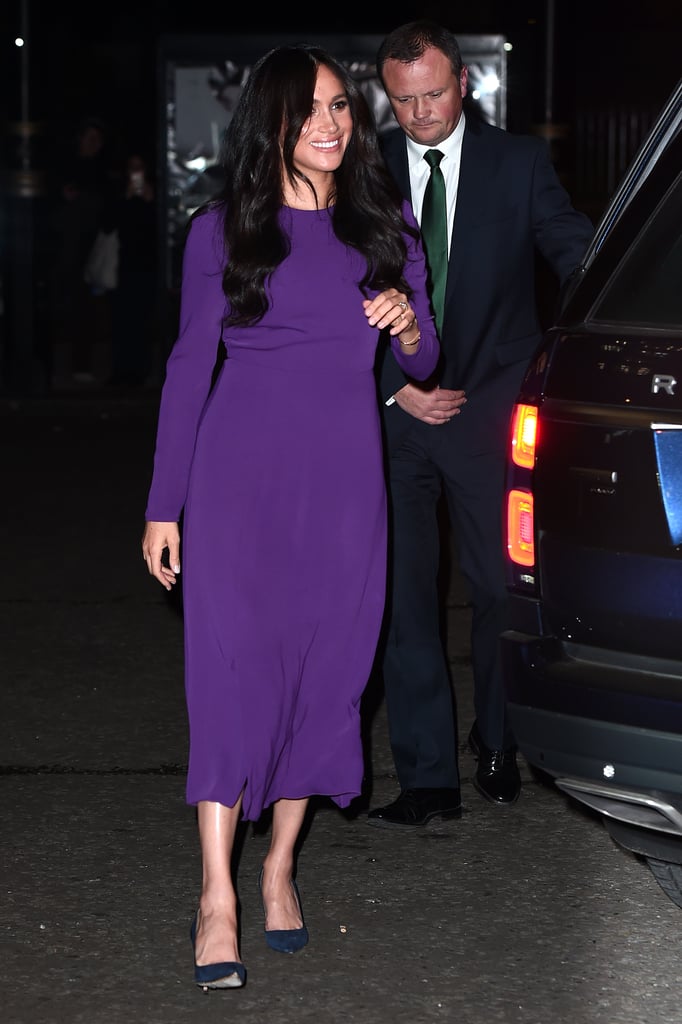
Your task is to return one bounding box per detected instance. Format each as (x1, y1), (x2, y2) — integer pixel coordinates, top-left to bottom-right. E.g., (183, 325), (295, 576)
(502, 78), (682, 908)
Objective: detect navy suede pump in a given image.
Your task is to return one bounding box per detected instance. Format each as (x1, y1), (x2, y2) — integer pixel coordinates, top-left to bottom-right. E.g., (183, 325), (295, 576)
(258, 867), (309, 953)
(190, 912), (246, 990)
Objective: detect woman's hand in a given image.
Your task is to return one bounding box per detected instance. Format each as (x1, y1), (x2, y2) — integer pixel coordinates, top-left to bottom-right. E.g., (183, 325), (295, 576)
(142, 521), (181, 591)
(363, 289), (421, 348)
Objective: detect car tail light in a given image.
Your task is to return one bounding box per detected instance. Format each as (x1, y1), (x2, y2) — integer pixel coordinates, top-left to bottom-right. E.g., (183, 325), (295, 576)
(510, 403), (538, 468)
(507, 489), (534, 566)
(506, 401), (538, 576)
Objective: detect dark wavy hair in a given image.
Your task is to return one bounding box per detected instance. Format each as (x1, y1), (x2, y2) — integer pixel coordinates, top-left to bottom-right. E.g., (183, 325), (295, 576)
(376, 20), (464, 82)
(200, 43), (418, 326)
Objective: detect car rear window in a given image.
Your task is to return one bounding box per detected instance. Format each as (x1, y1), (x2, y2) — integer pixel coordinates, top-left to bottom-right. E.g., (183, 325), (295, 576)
(589, 173), (682, 329)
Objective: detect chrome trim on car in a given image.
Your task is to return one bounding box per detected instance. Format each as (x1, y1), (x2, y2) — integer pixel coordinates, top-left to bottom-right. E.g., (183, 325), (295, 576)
(555, 777), (682, 837)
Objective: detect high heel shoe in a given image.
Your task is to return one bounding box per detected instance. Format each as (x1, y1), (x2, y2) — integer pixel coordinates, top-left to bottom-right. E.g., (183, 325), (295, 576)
(190, 912), (246, 990)
(258, 867), (309, 954)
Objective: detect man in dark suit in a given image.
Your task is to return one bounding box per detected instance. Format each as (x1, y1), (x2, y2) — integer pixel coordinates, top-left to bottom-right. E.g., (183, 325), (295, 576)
(368, 21), (594, 828)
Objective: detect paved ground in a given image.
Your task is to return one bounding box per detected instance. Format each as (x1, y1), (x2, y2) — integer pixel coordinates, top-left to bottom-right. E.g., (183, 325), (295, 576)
(2, 392), (681, 1024)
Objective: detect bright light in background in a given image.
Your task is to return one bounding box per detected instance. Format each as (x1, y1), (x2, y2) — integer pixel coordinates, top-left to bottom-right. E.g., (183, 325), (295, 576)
(472, 73), (500, 101)
(503, 42), (513, 52)
(185, 156), (208, 171)
(15, 37), (25, 47)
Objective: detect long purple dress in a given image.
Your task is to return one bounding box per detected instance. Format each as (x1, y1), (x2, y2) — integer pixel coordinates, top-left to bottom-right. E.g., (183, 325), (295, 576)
(145, 202), (439, 820)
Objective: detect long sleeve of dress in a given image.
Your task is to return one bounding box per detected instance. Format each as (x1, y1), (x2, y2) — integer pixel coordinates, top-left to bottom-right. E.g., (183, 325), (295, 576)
(389, 201), (440, 380)
(145, 211), (226, 522)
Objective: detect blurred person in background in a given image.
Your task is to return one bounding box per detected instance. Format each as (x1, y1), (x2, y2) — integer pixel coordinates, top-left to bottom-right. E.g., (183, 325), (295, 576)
(47, 115), (115, 384)
(103, 151), (158, 390)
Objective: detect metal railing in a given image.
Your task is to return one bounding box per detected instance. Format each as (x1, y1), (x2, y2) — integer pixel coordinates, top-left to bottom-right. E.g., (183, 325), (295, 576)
(575, 103), (660, 211)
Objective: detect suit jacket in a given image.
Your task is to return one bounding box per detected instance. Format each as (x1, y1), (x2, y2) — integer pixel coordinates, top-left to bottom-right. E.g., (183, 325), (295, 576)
(376, 116), (594, 455)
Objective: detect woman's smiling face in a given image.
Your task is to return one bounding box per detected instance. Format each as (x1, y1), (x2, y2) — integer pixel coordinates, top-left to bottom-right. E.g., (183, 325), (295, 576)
(292, 63), (353, 181)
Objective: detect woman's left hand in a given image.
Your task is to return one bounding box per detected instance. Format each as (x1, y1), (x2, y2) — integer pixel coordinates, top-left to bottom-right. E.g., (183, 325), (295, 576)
(362, 289), (419, 343)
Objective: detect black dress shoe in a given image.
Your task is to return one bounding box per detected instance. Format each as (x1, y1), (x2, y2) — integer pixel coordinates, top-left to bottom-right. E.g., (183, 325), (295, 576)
(367, 787), (462, 829)
(468, 722), (521, 805)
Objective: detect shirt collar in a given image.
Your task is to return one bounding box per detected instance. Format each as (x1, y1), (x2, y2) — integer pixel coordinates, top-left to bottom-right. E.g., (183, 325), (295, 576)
(405, 113), (466, 173)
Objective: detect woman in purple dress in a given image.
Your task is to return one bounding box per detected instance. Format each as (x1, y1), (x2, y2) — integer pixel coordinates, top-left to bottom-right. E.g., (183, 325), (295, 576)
(141, 43), (439, 990)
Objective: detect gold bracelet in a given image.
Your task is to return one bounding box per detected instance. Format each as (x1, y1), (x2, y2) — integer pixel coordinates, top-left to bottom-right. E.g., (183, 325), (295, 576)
(400, 330), (421, 348)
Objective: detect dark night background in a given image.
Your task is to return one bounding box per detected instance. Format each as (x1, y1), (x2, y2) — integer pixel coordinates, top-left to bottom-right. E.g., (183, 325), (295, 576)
(0, 1), (680, 396)
(3, 1), (681, 149)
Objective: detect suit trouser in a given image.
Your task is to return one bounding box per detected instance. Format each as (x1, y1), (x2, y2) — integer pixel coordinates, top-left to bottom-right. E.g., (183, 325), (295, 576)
(381, 421), (513, 791)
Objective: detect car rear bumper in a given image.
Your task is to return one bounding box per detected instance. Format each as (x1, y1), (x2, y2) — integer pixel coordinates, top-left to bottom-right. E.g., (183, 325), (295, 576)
(501, 628), (682, 829)
(507, 700), (682, 803)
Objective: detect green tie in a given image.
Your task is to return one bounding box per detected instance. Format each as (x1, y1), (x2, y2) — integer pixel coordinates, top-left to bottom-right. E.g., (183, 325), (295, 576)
(421, 149), (448, 333)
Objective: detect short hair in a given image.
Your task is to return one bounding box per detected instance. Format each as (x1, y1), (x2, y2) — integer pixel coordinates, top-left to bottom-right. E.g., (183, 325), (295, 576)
(376, 20), (464, 83)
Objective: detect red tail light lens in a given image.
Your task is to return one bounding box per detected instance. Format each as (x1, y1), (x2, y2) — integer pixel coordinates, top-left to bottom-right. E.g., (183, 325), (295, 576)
(511, 404), (538, 468)
(507, 489), (534, 566)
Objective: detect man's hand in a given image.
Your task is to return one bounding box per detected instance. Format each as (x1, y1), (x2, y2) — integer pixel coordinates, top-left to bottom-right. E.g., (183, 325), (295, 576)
(394, 383), (466, 424)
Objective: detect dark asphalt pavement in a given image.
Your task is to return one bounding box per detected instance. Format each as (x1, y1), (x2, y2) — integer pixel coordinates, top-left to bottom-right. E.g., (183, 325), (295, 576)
(2, 393), (681, 1024)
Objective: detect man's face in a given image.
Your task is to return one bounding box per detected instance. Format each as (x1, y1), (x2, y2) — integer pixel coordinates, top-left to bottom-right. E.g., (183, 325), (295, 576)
(381, 46), (468, 147)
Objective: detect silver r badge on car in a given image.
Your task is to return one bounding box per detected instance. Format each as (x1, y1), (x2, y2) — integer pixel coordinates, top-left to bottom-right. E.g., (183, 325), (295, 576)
(651, 374), (677, 395)
(647, 374), (675, 393)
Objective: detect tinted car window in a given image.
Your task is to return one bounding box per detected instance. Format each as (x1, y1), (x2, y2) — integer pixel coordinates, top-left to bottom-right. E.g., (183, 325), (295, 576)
(590, 174), (682, 327)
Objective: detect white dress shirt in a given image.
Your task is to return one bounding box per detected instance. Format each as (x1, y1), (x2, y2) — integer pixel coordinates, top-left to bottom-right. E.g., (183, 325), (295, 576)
(405, 113), (465, 256)
(384, 116), (465, 406)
